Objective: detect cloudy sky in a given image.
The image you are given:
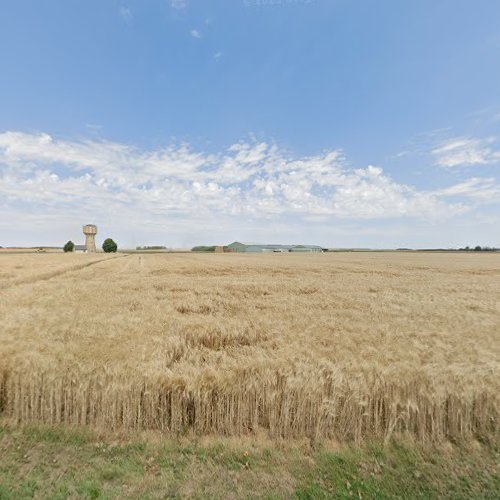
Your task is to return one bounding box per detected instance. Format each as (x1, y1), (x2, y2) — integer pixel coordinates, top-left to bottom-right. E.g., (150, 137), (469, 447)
(1, 0), (500, 248)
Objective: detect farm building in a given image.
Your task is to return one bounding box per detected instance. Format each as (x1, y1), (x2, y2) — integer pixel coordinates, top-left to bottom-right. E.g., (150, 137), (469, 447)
(226, 241), (249, 253)
(289, 245), (323, 253)
(226, 242), (323, 253)
(74, 245), (87, 253)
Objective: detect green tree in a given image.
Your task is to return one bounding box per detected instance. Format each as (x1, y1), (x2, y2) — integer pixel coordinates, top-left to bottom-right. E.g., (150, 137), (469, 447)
(102, 238), (118, 253)
(191, 246), (216, 252)
(63, 241), (75, 253)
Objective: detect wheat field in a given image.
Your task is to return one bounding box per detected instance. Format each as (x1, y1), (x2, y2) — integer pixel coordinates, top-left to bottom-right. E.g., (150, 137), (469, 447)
(0, 251), (499, 442)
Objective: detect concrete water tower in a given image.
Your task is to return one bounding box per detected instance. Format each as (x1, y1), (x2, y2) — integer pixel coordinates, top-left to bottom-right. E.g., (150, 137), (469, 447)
(83, 224), (97, 253)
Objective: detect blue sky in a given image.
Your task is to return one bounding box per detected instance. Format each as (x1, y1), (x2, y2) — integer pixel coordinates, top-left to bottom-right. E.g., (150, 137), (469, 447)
(1, 0), (500, 248)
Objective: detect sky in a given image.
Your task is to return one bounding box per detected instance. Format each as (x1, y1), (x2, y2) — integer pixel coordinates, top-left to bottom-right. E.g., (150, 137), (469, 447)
(1, 0), (500, 249)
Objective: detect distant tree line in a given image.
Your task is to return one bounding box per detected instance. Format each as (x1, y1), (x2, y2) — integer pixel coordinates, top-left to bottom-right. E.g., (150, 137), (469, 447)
(191, 246), (217, 252)
(458, 246), (499, 252)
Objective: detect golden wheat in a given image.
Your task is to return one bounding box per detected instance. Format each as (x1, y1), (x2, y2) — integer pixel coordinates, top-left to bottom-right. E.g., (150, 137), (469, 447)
(0, 251), (499, 442)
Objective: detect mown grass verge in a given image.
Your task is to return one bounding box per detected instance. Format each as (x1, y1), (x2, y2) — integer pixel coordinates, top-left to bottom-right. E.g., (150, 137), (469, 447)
(0, 421), (498, 499)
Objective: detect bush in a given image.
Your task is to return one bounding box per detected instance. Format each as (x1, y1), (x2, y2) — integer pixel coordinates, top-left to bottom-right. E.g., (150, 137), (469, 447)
(191, 246), (216, 252)
(63, 241), (75, 253)
(102, 238), (118, 253)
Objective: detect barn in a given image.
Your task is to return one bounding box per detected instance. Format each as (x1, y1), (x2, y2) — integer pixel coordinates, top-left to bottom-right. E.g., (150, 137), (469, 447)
(225, 242), (323, 253)
(289, 245), (323, 253)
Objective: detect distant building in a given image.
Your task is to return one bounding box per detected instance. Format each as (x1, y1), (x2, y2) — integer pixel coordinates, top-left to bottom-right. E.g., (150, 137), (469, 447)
(83, 224), (97, 253)
(289, 245), (323, 253)
(226, 241), (249, 252)
(225, 242), (323, 253)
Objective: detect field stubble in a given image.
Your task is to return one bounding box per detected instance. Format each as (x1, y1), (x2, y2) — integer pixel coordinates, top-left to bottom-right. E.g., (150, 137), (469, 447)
(0, 252), (499, 442)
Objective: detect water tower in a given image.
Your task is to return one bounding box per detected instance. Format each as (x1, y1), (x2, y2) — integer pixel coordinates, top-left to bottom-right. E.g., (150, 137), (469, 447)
(83, 224), (97, 253)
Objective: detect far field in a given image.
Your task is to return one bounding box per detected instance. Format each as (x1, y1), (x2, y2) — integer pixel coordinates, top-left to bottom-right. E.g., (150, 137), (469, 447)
(0, 252), (499, 443)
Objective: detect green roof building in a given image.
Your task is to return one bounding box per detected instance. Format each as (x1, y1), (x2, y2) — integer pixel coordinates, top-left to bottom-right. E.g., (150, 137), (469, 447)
(225, 242), (323, 253)
(289, 245), (323, 252)
(226, 241), (249, 252)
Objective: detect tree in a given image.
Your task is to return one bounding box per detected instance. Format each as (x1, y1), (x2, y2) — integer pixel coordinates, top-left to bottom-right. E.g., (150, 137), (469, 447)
(474, 245), (482, 252)
(102, 238), (118, 253)
(63, 241), (75, 253)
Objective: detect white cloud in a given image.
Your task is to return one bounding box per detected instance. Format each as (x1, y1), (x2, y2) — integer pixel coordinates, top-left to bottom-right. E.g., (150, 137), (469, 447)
(213, 51), (222, 61)
(432, 136), (500, 168)
(0, 132), (500, 246)
(435, 177), (500, 201)
(2, 131), (499, 247)
(119, 7), (133, 21)
(190, 29), (201, 39)
(85, 123), (103, 134)
(170, 0), (187, 9)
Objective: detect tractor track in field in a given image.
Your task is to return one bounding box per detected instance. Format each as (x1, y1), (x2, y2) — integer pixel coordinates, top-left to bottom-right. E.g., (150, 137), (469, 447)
(1, 254), (130, 292)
